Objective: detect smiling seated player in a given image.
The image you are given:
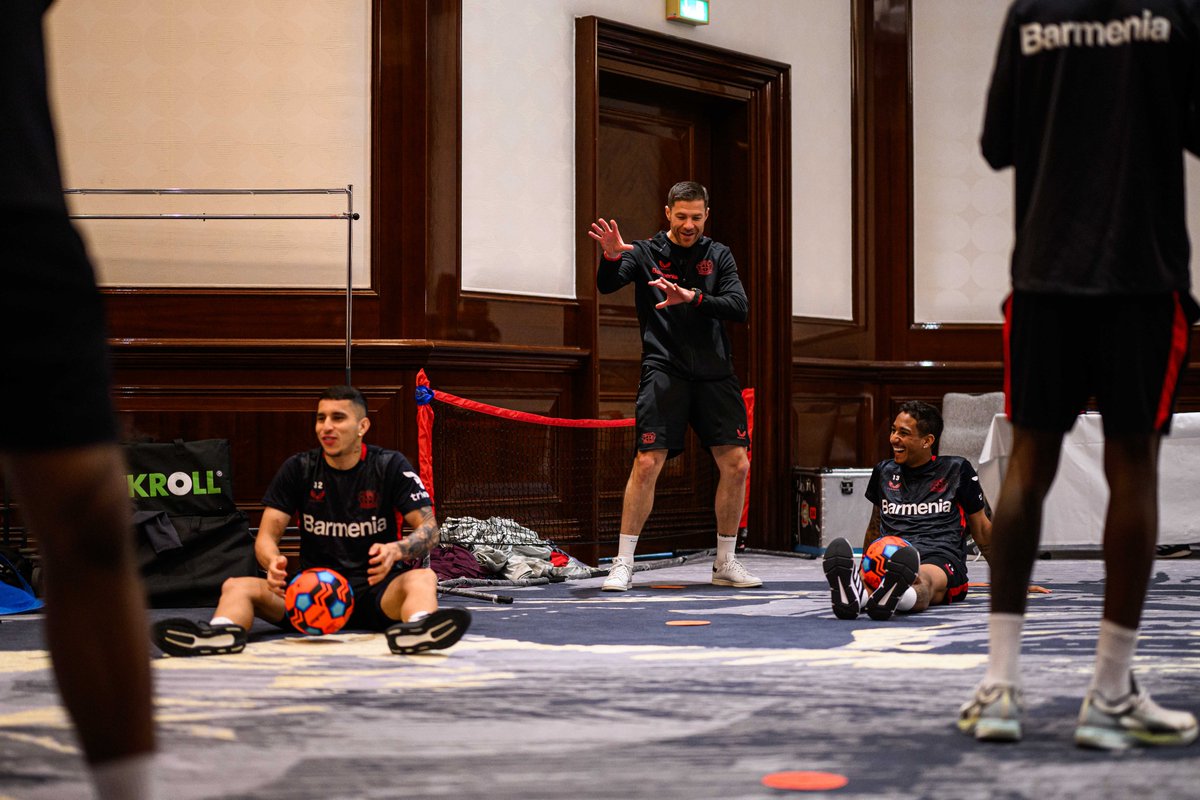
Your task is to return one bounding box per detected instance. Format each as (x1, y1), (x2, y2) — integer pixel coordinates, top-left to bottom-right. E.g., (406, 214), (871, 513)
(152, 386), (470, 656)
(823, 401), (993, 621)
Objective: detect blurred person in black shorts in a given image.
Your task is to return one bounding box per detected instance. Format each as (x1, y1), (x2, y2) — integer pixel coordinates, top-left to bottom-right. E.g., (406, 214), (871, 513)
(151, 386), (470, 657)
(0, 2), (156, 797)
(960, 0), (1200, 750)
(589, 181), (757, 591)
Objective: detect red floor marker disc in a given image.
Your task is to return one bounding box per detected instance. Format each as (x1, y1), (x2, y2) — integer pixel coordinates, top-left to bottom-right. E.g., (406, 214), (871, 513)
(761, 771), (849, 792)
(664, 619), (710, 626)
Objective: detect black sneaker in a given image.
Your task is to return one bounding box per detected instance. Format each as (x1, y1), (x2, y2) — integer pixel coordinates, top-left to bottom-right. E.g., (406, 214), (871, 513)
(152, 618), (247, 657)
(1156, 544), (1192, 559)
(822, 537), (861, 620)
(385, 608), (472, 655)
(862, 544), (919, 621)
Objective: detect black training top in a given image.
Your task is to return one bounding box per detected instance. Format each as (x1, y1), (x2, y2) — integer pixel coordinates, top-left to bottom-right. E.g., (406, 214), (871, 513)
(981, 0), (1200, 295)
(597, 230), (747, 380)
(865, 455), (986, 563)
(262, 444), (430, 594)
(2, 0), (68, 213)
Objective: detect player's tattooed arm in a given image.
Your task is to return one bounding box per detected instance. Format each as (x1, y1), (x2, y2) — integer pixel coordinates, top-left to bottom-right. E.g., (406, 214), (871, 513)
(397, 507), (440, 561)
(861, 506), (881, 552)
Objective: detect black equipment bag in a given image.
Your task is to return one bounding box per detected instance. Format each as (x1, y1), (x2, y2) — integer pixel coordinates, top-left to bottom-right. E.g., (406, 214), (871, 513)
(126, 439), (256, 607)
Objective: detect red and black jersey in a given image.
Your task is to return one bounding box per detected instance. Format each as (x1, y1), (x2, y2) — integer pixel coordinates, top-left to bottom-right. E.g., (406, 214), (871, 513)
(597, 231), (747, 380)
(262, 444), (430, 594)
(982, 0), (1200, 296)
(865, 455), (986, 561)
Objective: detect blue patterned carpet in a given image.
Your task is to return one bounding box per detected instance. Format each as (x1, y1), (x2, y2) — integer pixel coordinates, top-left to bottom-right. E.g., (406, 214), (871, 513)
(2, 552), (1199, 799)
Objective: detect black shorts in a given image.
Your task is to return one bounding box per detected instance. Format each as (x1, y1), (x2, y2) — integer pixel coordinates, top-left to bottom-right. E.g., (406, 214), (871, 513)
(0, 212), (117, 452)
(1003, 291), (1198, 436)
(916, 544), (969, 605)
(276, 559), (428, 633)
(634, 365), (749, 458)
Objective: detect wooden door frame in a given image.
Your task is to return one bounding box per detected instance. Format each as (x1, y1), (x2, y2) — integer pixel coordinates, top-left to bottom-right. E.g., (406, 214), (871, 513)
(575, 17), (793, 550)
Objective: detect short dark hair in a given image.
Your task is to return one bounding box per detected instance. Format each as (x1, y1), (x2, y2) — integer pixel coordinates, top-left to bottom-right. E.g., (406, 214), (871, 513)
(898, 400), (943, 454)
(320, 385), (367, 417)
(666, 180), (709, 208)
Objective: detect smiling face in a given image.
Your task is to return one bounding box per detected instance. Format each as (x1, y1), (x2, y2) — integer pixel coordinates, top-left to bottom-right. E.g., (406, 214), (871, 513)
(315, 398), (369, 467)
(889, 412), (935, 468)
(664, 198), (708, 247)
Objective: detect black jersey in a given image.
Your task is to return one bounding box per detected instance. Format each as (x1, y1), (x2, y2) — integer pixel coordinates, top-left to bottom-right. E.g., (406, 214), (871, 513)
(597, 231), (747, 380)
(865, 455), (986, 562)
(2, 1), (69, 214)
(982, 0), (1200, 296)
(262, 444), (430, 593)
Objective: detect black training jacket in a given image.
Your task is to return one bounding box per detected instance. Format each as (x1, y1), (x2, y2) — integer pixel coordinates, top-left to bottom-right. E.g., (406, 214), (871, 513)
(597, 230), (747, 380)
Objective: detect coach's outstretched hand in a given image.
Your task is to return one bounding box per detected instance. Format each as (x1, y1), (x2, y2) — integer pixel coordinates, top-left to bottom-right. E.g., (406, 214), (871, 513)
(589, 218), (634, 260)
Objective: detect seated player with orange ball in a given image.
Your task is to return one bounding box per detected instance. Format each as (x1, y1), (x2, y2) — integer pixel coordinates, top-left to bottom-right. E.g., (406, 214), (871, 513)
(152, 385), (470, 656)
(823, 400), (995, 621)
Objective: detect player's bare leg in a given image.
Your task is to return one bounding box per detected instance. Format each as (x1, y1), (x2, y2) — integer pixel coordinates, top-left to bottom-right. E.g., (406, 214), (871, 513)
(988, 426), (1063, 615)
(383, 569), (471, 655)
(1098, 433), (1159, 631)
(910, 564), (949, 612)
(380, 567), (438, 622)
(2, 446), (156, 770)
(211, 576), (283, 629)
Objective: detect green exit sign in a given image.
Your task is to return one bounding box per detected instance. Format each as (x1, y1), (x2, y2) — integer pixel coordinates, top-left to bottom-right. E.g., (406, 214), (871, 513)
(666, 0), (709, 25)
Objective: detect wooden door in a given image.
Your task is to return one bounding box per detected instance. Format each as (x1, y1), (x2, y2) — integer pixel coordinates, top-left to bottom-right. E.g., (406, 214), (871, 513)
(576, 17), (792, 558)
(595, 73), (751, 554)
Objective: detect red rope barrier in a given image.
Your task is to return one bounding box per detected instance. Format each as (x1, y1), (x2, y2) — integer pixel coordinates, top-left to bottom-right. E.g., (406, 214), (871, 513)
(432, 390), (635, 428)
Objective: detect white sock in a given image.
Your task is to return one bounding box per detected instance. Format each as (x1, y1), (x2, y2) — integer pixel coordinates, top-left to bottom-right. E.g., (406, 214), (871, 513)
(91, 752), (156, 800)
(616, 534), (639, 562)
(209, 616), (236, 627)
(983, 612), (1025, 686)
(715, 534), (738, 564)
(406, 610), (431, 624)
(896, 586), (917, 612)
(1091, 619), (1137, 700)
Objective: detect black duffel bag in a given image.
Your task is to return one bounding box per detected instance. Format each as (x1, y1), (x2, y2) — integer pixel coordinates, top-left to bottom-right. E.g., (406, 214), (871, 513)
(126, 439), (256, 607)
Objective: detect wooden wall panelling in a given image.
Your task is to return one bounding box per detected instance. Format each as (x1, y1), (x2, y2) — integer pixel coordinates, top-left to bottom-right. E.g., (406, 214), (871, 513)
(113, 385), (408, 512)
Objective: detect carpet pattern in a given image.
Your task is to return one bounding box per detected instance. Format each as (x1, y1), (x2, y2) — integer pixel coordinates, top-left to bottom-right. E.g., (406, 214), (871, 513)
(1, 553), (1199, 799)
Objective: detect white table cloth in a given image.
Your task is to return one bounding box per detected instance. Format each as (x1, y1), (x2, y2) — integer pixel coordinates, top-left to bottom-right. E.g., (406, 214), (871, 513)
(978, 412), (1200, 547)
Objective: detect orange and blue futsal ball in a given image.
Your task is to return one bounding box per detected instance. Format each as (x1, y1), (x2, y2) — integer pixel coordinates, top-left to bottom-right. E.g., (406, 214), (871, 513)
(285, 567), (355, 635)
(860, 535), (913, 592)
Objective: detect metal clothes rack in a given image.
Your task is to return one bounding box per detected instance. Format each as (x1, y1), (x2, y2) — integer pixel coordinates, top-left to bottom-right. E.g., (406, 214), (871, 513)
(64, 186), (361, 384)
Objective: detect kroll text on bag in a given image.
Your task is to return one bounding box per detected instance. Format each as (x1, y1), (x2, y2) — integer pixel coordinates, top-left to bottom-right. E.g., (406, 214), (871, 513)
(126, 438), (255, 607)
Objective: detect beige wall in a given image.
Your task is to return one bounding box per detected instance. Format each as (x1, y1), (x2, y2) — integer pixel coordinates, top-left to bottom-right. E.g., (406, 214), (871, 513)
(461, 0), (855, 317)
(45, 1), (370, 288)
(913, 0), (1200, 324)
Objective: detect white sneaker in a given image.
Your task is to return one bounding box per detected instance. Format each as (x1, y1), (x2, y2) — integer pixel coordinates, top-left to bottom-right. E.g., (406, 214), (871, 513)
(602, 557), (634, 591)
(1074, 678), (1199, 750)
(958, 682), (1024, 742)
(712, 557), (762, 588)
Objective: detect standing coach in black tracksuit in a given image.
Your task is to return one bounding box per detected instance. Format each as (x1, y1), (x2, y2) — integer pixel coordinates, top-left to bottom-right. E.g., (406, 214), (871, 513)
(588, 181), (761, 592)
